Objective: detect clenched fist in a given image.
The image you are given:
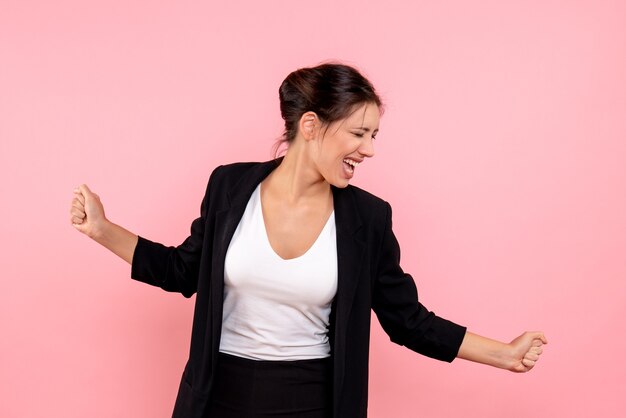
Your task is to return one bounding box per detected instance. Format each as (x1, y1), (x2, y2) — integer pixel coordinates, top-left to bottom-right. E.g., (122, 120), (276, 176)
(70, 184), (108, 239)
(507, 331), (548, 373)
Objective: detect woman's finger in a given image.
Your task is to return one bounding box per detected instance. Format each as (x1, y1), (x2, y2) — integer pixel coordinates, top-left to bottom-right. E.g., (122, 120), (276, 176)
(522, 358), (535, 368)
(72, 199), (84, 210)
(533, 332), (548, 344)
(524, 352), (539, 362)
(532, 339), (544, 347)
(70, 200), (85, 214)
(73, 189), (85, 205)
(70, 207), (85, 219)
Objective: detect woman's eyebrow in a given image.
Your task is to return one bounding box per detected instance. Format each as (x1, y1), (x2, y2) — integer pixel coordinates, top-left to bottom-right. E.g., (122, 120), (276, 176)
(351, 126), (379, 134)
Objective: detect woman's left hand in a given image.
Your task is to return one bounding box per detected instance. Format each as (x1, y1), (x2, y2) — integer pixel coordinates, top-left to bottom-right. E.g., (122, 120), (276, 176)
(507, 331), (548, 373)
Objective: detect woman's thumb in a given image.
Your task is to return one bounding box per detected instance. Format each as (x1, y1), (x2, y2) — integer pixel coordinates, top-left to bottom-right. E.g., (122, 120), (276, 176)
(77, 184), (93, 198)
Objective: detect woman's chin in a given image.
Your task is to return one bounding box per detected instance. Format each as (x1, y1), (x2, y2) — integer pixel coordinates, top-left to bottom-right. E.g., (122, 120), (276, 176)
(328, 177), (351, 189)
(321, 170), (352, 189)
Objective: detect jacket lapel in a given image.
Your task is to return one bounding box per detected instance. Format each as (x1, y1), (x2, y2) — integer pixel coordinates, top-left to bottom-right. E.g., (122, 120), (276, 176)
(209, 160), (281, 359)
(330, 185), (366, 402)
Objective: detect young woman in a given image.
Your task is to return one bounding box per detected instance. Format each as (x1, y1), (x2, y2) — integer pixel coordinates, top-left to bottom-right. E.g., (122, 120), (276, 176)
(69, 63), (547, 418)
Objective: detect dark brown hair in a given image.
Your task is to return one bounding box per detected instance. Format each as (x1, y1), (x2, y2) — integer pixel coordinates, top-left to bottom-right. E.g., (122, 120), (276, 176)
(274, 62), (383, 156)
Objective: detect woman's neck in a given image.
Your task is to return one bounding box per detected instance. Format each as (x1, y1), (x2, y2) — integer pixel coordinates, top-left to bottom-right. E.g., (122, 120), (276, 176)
(265, 142), (331, 205)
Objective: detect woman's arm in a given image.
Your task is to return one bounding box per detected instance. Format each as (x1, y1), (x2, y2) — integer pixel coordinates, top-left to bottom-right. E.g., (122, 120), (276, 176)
(370, 201), (548, 369)
(70, 173), (214, 298)
(457, 331), (547, 372)
(70, 184), (138, 264)
(372, 202), (468, 361)
(89, 221), (138, 265)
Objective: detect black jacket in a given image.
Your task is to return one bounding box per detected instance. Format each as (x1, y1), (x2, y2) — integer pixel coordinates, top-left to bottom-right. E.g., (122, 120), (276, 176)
(130, 158), (467, 417)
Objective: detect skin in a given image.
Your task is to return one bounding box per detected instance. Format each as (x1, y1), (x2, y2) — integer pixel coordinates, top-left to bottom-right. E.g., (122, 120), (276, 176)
(69, 102), (547, 372)
(260, 103), (379, 259)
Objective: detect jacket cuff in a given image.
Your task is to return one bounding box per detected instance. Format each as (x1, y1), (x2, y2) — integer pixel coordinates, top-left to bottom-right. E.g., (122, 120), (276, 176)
(130, 235), (168, 286)
(408, 317), (467, 363)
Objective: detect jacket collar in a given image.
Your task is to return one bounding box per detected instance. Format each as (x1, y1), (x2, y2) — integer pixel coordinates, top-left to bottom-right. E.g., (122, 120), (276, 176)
(224, 157), (363, 235)
(225, 158), (282, 209)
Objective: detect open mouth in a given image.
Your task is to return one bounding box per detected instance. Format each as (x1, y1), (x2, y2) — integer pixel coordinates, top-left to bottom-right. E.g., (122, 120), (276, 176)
(343, 158), (360, 175)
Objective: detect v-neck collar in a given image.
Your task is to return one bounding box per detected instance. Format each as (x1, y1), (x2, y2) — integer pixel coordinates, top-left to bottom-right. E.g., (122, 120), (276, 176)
(255, 183), (335, 262)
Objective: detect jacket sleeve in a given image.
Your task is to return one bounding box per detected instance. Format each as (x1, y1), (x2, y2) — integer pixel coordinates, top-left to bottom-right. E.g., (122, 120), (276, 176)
(129, 167), (220, 298)
(372, 202), (467, 362)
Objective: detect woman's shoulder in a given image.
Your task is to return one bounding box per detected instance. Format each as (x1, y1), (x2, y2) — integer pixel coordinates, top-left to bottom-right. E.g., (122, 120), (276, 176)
(344, 184), (389, 209)
(210, 160), (265, 175)
(208, 159), (278, 183)
(340, 184), (392, 228)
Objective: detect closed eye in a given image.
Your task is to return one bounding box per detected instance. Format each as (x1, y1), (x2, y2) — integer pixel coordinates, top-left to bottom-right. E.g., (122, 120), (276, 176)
(352, 128), (379, 140)
(353, 132), (378, 141)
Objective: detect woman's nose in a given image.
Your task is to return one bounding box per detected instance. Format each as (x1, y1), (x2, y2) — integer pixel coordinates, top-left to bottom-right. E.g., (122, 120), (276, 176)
(359, 137), (375, 158)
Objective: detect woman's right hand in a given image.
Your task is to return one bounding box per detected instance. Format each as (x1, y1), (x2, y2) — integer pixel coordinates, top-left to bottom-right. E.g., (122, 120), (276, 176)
(70, 184), (109, 239)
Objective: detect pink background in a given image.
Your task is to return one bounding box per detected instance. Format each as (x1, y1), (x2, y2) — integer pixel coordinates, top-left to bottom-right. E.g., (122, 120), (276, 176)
(2, 1), (625, 417)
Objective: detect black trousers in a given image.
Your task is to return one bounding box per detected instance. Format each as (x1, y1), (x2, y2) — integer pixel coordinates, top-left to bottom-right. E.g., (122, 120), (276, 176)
(206, 352), (333, 417)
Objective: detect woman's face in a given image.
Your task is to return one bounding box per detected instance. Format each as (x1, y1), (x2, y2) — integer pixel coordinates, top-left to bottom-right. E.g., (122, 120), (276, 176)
(313, 102), (380, 188)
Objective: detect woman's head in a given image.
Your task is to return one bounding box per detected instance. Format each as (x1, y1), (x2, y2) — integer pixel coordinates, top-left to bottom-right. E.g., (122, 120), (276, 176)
(277, 63), (383, 152)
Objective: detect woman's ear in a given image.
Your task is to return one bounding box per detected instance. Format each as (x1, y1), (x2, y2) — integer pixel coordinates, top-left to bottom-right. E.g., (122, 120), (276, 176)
(299, 112), (319, 141)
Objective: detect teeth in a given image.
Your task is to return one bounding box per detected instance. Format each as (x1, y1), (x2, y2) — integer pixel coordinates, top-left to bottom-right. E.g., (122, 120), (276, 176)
(343, 159), (360, 167)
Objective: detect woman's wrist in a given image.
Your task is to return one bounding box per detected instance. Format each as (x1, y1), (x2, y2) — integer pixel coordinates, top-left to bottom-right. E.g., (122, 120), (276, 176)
(495, 343), (518, 371)
(89, 220), (139, 265)
(90, 218), (113, 242)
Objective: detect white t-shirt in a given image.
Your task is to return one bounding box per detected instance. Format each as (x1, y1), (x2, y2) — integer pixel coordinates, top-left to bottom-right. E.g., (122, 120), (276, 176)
(219, 184), (338, 360)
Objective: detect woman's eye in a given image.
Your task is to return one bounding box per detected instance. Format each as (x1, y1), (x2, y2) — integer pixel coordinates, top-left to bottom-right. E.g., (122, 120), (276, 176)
(353, 132), (364, 138)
